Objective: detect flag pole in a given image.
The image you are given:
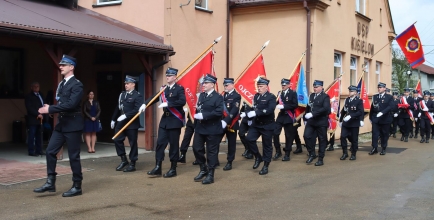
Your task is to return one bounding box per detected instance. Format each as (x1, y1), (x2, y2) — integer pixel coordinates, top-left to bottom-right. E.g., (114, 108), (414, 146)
(287, 51), (307, 80)
(112, 36), (223, 139)
(234, 40), (270, 83)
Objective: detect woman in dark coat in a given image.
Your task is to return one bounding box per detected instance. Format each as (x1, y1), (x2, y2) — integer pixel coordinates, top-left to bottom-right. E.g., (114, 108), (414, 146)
(82, 90), (101, 153)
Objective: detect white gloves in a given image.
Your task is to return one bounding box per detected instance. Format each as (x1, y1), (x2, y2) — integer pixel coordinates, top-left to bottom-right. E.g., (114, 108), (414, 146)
(158, 102), (168, 108)
(111, 120), (115, 129)
(139, 104), (146, 112)
(305, 113), (313, 119)
(247, 111), (256, 118)
(339, 122), (342, 127)
(343, 115), (351, 122)
(184, 108), (188, 112)
(394, 113), (398, 118)
(423, 107), (429, 111)
(221, 120), (227, 129)
(360, 121), (364, 127)
(376, 112), (383, 118)
(418, 112), (421, 117)
(240, 112), (246, 118)
(248, 120), (252, 126)
(415, 118), (418, 122)
(117, 114), (126, 122)
(330, 108), (335, 113)
(276, 104), (284, 110)
(194, 113), (203, 120)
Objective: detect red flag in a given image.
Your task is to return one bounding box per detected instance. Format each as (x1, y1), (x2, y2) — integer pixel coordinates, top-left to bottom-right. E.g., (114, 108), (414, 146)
(396, 24), (425, 68)
(177, 50), (213, 120)
(234, 54), (267, 106)
(325, 79), (341, 133)
(288, 62), (301, 91)
(357, 75), (371, 112)
(415, 80), (422, 98)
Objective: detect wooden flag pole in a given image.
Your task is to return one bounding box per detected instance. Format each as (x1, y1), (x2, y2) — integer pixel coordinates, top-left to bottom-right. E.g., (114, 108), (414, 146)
(112, 36), (223, 139)
(234, 40), (270, 83)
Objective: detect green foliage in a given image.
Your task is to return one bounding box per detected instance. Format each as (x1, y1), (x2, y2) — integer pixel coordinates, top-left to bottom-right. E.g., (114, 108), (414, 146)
(391, 48), (418, 94)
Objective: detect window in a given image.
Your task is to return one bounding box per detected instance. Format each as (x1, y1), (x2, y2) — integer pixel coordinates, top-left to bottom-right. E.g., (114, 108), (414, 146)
(96, 0), (122, 6)
(334, 52), (342, 79)
(355, 0), (365, 15)
(363, 59), (370, 93)
(350, 56), (357, 86)
(430, 80), (434, 89)
(376, 62), (381, 86)
(195, 0), (208, 9)
(0, 47), (24, 98)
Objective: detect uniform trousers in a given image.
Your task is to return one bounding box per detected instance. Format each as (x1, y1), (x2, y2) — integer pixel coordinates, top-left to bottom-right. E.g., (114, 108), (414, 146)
(246, 126), (273, 162)
(419, 118), (432, 138)
(238, 121), (250, 150)
(179, 123), (194, 152)
(341, 126), (359, 153)
(294, 126), (302, 147)
(399, 118), (412, 137)
(414, 119), (420, 135)
(273, 122), (295, 152)
(221, 129), (237, 162)
(114, 128), (138, 161)
(372, 123), (390, 149)
(391, 117), (399, 134)
(193, 133), (220, 169)
(155, 127), (181, 162)
(303, 124), (327, 158)
(46, 130), (82, 182)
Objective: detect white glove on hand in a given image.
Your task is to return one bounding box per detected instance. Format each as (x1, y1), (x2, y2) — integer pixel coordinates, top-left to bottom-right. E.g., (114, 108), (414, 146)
(339, 122), (342, 128)
(240, 112), (246, 118)
(248, 120), (252, 126)
(418, 112), (421, 117)
(343, 115), (351, 122)
(158, 102), (168, 108)
(139, 104), (146, 112)
(221, 120), (227, 129)
(376, 112), (383, 118)
(331, 108), (335, 113)
(305, 113), (313, 119)
(183, 108), (188, 112)
(394, 113), (398, 118)
(360, 121), (364, 127)
(423, 107), (429, 111)
(415, 118), (418, 122)
(194, 113), (203, 120)
(111, 120), (115, 129)
(117, 114), (126, 122)
(276, 104), (284, 110)
(247, 111), (256, 118)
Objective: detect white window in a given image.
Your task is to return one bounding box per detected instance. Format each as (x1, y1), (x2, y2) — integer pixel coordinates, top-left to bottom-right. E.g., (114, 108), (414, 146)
(195, 0), (208, 10)
(334, 52), (342, 79)
(97, 0), (122, 6)
(376, 62), (381, 86)
(356, 0), (365, 15)
(350, 56), (357, 86)
(364, 59), (370, 93)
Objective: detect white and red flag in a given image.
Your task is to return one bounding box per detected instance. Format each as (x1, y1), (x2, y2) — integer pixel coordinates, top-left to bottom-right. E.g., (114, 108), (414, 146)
(234, 54), (267, 106)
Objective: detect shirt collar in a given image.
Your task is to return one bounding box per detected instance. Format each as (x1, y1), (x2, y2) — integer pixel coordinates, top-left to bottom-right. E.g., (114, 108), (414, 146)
(167, 83), (175, 89)
(206, 89), (214, 96)
(63, 75), (74, 84)
(227, 89), (234, 95)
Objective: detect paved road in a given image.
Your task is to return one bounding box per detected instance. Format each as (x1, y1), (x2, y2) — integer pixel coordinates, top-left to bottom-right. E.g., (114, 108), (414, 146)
(1, 138), (434, 220)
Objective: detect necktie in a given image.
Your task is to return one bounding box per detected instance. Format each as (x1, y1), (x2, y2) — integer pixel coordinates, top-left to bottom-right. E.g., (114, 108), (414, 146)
(314, 94), (318, 99)
(59, 79), (66, 92)
(36, 93), (43, 106)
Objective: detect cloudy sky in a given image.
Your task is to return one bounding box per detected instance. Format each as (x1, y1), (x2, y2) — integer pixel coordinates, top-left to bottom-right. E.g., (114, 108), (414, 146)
(389, 0), (434, 67)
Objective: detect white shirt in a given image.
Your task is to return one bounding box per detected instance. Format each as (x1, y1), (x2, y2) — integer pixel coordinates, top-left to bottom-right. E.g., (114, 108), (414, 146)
(63, 75), (74, 84)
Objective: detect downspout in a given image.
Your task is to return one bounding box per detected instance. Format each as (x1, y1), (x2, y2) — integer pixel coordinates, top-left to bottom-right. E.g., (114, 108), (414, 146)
(226, 0), (230, 78)
(304, 0), (311, 91)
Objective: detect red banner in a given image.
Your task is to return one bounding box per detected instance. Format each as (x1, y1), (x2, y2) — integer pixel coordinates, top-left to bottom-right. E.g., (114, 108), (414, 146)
(415, 80), (422, 98)
(234, 54), (267, 106)
(289, 62), (301, 91)
(177, 51), (213, 120)
(325, 79), (341, 133)
(357, 75), (371, 112)
(396, 24), (425, 68)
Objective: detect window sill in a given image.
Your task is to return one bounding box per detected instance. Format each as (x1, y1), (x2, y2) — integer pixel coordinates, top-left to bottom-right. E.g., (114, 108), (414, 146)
(195, 6), (213, 13)
(92, 2), (122, 8)
(355, 11), (372, 23)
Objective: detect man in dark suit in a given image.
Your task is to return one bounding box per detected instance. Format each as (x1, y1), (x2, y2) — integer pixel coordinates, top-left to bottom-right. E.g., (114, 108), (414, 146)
(25, 82), (45, 156)
(220, 78), (241, 171)
(369, 82), (395, 155)
(398, 88), (414, 142)
(418, 90), (434, 143)
(34, 55), (84, 197)
(390, 92), (400, 138)
(411, 90), (422, 138)
(273, 78), (298, 161)
(192, 74), (223, 184)
(245, 77), (276, 175)
(239, 102), (254, 159)
(339, 85), (364, 160)
(145, 68), (186, 178)
(111, 75), (143, 172)
(303, 80), (331, 166)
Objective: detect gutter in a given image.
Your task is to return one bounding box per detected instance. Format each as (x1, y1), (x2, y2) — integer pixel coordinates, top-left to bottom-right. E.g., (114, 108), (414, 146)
(304, 0), (311, 91)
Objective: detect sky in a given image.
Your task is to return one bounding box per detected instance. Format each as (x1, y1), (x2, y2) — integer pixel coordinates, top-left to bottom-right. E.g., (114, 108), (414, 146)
(389, 0), (434, 67)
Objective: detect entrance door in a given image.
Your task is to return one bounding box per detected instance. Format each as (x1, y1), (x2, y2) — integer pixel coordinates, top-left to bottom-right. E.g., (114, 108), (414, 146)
(97, 71), (122, 142)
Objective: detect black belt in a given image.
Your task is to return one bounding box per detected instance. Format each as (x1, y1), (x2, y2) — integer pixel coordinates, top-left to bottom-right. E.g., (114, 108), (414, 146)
(60, 112), (81, 116)
(163, 111), (171, 117)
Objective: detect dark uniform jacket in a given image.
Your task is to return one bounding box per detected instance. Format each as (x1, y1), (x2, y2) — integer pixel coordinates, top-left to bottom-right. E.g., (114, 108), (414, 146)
(339, 96), (364, 128)
(304, 92), (331, 127)
(112, 90), (143, 130)
(413, 97), (422, 118)
(240, 102), (253, 124)
(222, 90), (241, 130)
(398, 96), (414, 119)
(275, 89), (298, 124)
(49, 76), (84, 132)
(249, 91), (277, 130)
(419, 99), (434, 120)
(391, 98), (400, 114)
(369, 93), (395, 124)
(25, 92), (45, 126)
(194, 90), (224, 135)
(145, 83), (186, 129)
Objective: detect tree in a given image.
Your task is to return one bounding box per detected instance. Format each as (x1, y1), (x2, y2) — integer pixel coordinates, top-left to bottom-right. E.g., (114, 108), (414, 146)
(391, 47), (417, 94)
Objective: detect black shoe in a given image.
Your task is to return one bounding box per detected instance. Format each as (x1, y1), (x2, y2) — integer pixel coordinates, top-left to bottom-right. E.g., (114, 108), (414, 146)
(404, 137), (408, 142)
(315, 159), (324, 166)
(202, 169), (214, 184)
(293, 147), (303, 154)
(223, 162), (232, 171)
(409, 133), (413, 138)
(62, 182), (82, 197)
(178, 152), (186, 163)
(368, 148), (378, 155)
(259, 162), (269, 175)
(380, 149), (386, 155)
(192, 160), (199, 165)
(282, 153), (290, 161)
(244, 152), (253, 159)
(414, 134), (418, 139)
(272, 151), (282, 160)
(253, 157), (263, 169)
(393, 134), (396, 138)
(123, 161), (136, 172)
(33, 175), (56, 193)
(326, 146), (334, 151)
(194, 164), (208, 182)
(400, 135), (404, 141)
(242, 149), (249, 157)
(340, 153), (348, 160)
(147, 161), (162, 177)
(28, 153), (38, 157)
(420, 138), (426, 143)
(306, 155), (317, 164)
(37, 151), (46, 156)
(163, 161), (177, 178)
(349, 154), (356, 160)
(116, 155), (129, 171)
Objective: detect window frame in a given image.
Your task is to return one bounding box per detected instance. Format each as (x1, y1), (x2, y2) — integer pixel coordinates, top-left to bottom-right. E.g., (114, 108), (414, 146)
(96, 0), (122, 6)
(350, 56), (357, 86)
(334, 52), (343, 80)
(363, 59), (370, 93)
(355, 0), (365, 15)
(430, 80), (434, 89)
(0, 47), (25, 99)
(195, 0), (208, 10)
(375, 62), (381, 87)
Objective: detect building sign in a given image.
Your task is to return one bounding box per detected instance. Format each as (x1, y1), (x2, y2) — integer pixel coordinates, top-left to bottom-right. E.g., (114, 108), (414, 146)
(351, 22), (374, 55)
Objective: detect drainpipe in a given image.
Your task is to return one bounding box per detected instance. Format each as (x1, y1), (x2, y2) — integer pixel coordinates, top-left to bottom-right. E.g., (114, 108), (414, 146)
(226, 0), (230, 78)
(304, 0), (311, 91)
